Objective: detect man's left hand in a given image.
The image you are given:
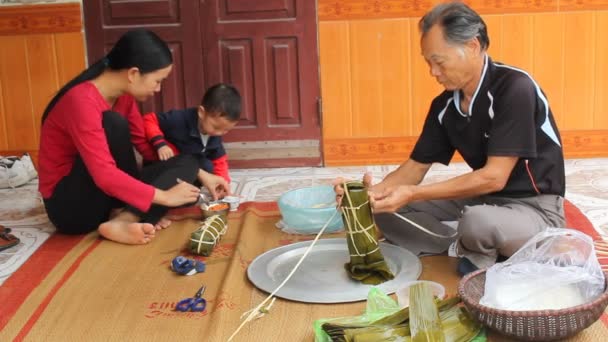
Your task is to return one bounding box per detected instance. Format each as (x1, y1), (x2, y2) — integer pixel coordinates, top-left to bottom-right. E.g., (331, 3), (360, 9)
(370, 185), (415, 213)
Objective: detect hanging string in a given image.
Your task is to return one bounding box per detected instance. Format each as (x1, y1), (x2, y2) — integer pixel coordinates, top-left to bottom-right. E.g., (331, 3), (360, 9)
(393, 213), (458, 239)
(227, 208), (340, 341)
(228, 181), (453, 340)
(342, 181), (456, 240)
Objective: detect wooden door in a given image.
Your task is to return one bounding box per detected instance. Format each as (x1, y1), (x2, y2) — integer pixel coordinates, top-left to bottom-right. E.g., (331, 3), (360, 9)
(201, 0), (322, 167)
(83, 0), (322, 168)
(83, 0), (204, 114)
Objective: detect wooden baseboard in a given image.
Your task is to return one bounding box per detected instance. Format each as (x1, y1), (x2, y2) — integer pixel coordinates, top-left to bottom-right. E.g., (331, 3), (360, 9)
(560, 130), (608, 158)
(0, 3), (82, 35)
(323, 129), (608, 166)
(6, 129), (608, 170)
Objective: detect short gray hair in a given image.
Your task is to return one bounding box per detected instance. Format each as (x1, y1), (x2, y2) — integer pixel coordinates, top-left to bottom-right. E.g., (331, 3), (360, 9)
(419, 2), (489, 51)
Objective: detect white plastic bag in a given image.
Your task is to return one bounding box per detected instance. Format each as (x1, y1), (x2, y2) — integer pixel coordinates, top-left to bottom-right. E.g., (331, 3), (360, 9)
(480, 228), (605, 311)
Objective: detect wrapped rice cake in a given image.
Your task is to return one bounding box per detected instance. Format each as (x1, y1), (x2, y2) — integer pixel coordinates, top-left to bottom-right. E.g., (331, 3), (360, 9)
(189, 214), (227, 256)
(340, 181), (394, 285)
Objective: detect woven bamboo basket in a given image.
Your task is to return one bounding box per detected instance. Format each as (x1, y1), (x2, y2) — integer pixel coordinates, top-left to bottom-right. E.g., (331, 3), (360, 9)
(458, 269), (608, 341)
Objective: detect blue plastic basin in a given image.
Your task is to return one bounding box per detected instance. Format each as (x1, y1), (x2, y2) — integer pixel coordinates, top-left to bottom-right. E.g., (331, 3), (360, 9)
(277, 185), (343, 234)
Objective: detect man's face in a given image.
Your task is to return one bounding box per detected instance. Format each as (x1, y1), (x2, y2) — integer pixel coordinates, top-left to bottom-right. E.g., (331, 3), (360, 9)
(197, 106), (238, 136)
(421, 24), (476, 91)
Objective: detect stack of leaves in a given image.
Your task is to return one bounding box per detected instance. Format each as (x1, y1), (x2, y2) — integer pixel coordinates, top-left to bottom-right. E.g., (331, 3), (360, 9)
(189, 214), (228, 256)
(321, 283), (481, 342)
(341, 181), (394, 285)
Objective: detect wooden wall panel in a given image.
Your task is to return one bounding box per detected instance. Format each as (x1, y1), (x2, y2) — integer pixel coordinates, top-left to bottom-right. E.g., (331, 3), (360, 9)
(373, 19), (411, 137)
(408, 18), (442, 135)
(25, 34), (60, 150)
(54, 32), (86, 87)
(595, 11), (608, 129)
(318, 0), (560, 21)
(349, 20), (412, 137)
(0, 62), (6, 149)
(320, 1), (608, 165)
(349, 21), (383, 137)
(563, 12), (596, 130)
(0, 3), (84, 164)
(319, 21), (352, 139)
(501, 15), (534, 72)
(0, 36), (35, 151)
(482, 15), (503, 61)
(532, 13), (564, 127)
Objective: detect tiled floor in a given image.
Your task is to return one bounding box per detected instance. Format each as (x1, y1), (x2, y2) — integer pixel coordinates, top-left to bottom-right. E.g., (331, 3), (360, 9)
(231, 158), (608, 235)
(1, 158), (608, 285)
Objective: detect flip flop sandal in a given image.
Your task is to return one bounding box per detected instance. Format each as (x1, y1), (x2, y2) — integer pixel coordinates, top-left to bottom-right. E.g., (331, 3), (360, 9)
(0, 228), (19, 252)
(0, 224), (12, 234)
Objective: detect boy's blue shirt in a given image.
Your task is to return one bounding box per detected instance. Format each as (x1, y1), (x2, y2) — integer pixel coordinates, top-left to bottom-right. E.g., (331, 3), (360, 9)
(155, 107), (226, 173)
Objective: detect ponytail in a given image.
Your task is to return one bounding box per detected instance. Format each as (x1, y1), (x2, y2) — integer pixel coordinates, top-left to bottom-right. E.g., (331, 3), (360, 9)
(41, 59), (107, 123)
(41, 29), (172, 124)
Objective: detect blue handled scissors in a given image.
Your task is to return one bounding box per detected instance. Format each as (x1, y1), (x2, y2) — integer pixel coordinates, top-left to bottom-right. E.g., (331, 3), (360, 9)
(175, 285), (207, 312)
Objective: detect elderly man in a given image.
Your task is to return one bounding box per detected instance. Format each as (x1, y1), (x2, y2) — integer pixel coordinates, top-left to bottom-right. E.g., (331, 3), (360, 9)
(338, 2), (565, 275)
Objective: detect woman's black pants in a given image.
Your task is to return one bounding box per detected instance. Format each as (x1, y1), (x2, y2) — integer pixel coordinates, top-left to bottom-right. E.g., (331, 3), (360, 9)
(43, 111), (199, 234)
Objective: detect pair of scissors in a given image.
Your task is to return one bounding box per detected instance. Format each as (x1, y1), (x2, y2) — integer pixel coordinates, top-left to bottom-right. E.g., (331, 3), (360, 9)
(175, 285), (207, 312)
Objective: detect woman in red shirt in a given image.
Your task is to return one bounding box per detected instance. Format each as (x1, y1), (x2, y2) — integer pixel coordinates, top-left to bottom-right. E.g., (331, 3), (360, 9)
(39, 29), (202, 245)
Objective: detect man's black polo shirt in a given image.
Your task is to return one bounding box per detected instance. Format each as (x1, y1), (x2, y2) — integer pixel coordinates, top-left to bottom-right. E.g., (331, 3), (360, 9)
(411, 55), (565, 197)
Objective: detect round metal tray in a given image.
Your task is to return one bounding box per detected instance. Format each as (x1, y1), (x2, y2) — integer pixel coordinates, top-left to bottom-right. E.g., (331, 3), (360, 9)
(247, 238), (421, 303)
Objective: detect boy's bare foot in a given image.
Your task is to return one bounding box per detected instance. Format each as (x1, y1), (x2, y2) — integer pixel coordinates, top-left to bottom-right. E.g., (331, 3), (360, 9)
(98, 221), (156, 245)
(154, 217), (172, 230)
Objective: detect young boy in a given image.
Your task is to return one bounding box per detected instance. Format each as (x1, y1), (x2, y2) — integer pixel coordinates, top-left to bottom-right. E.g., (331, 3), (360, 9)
(143, 83), (241, 199)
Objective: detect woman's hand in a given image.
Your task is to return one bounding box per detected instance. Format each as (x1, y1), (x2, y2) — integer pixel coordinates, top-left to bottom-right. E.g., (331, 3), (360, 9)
(197, 170), (231, 200)
(157, 146), (175, 161)
(154, 180), (200, 207)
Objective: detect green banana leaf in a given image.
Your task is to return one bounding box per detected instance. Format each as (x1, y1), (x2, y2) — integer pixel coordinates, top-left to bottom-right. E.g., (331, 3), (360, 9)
(340, 181), (394, 285)
(410, 282), (445, 342)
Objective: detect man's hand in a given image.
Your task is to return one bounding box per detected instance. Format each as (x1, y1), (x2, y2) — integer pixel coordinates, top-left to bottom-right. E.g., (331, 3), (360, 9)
(333, 172), (374, 206)
(370, 185), (416, 213)
(157, 146), (175, 161)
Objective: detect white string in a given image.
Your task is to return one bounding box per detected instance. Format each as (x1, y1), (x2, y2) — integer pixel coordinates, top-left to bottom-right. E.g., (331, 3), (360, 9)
(227, 209), (340, 342)
(342, 186), (379, 257)
(392, 213), (458, 239)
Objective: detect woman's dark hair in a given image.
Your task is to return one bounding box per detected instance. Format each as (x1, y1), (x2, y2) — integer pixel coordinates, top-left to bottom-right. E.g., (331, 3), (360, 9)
(41, 29), (172, 123)
(202, 83), (242, 122)
(419, 2), (489, 51)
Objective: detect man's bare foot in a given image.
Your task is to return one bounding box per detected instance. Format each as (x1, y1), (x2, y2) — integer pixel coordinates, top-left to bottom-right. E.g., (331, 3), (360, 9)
(98, 221), (156, 245)
(154, 217), (172, 230)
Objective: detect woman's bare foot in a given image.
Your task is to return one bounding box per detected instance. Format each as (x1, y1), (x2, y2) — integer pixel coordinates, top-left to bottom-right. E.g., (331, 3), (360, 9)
(154, 217), (172, 230)
(98, 221), (156, 245)
(109, 208), (123, 219)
